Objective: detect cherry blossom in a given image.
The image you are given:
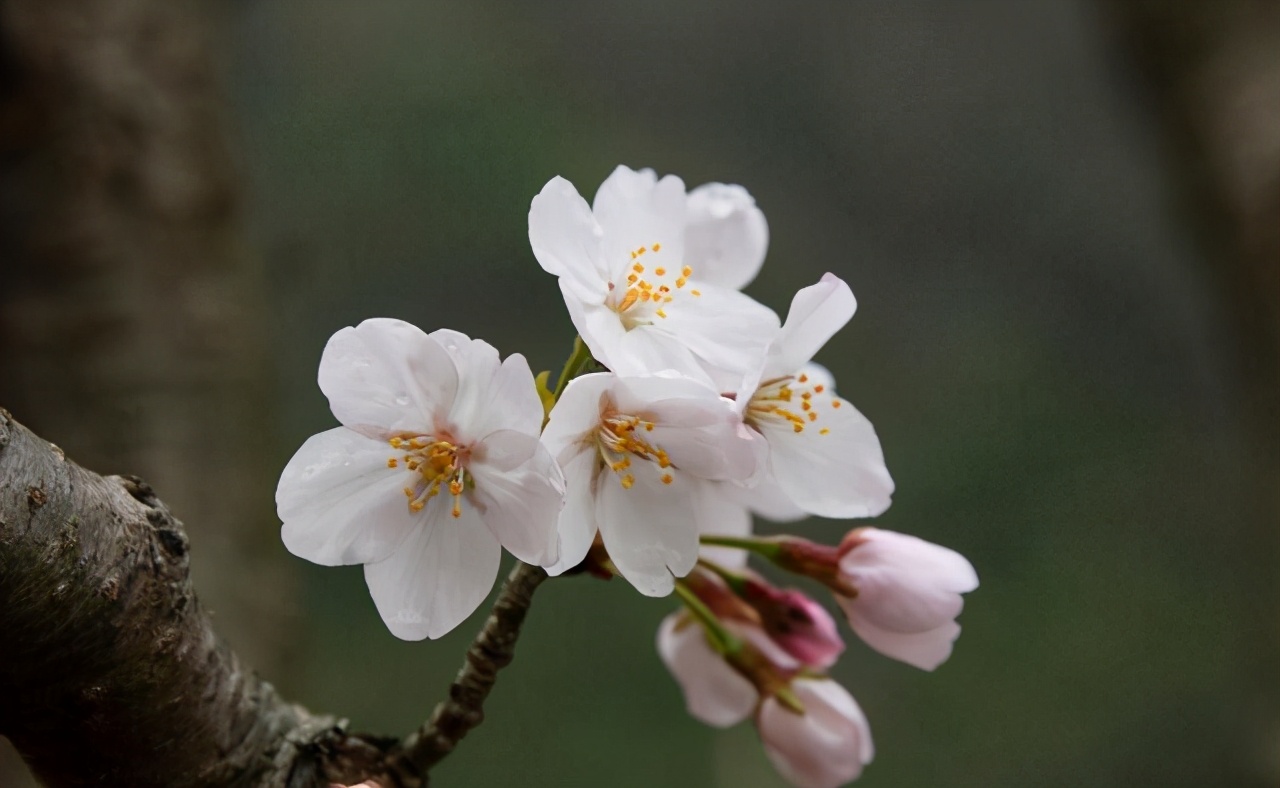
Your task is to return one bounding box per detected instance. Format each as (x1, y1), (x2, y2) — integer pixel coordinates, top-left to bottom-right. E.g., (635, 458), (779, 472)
(757, 679), (874, 788)
(657, 611), (871, 788)
(276, 319), (565, 640)
(835, 528), (979, 670)
(737, 273), (894, 519)
(540, 371), (759, 595)
(528, 165), (780, 388)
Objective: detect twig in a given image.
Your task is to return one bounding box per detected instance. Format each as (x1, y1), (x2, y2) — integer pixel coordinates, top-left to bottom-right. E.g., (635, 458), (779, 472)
(388, 562), (549, 785)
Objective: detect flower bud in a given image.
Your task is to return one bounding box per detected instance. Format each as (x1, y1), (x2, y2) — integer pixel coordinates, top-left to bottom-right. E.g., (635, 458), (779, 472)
(657, 612), (797, 728)
(756, 678), (873, 788)
(834, 527), (978, 671)
(738, 574), (845, 669)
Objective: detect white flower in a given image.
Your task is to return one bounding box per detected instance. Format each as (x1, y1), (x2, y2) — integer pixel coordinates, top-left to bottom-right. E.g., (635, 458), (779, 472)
(540, 371), (759, 595)
(738, 273), (894, 519)
(528, 165), (780, 388)
(276, 319), (565, 640)
(835, 528), (978, 671)
(757, 679), (874, 788)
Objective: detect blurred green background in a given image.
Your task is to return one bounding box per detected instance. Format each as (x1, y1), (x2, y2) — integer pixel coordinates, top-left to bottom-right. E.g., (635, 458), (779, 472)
(2, 1), (1277, 786)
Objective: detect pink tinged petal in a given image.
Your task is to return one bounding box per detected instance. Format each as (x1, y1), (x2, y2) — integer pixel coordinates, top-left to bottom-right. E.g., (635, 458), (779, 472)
(430, 330), (544, 439)
(657, 613), (758, 728)
(363, 502), (501, 640)
(840, 606), (962, 671)
(766, 274), (857, 379)
(467, 430), (565, 567)
(841, 528), (979, 594)
(762, 384), (894, 519)
(541, 372), (614, 459)
(757, 679), (873, 788)
(528, 175), (608, 288)
(277, 427), (420, 566)
(684, 182), (769, 291)
(596, 467), (700, 596)
(836, 529), (977, 670)
(318, 318), (459, 437)
(544, 448), (600, 576)
(695, 484), (754, 570)
(592, 166), (688, 280)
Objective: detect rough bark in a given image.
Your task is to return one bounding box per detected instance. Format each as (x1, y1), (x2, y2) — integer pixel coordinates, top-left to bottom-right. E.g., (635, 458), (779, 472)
(0, 409), (547, 787)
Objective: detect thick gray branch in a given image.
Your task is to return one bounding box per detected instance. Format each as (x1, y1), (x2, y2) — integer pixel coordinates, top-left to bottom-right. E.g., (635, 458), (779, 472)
(0, 409), (547, 787)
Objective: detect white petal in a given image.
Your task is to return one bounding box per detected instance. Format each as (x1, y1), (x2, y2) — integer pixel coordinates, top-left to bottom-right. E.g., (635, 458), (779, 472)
(528, 175), (608, 289)
(468, 430), (565, 567)
(767, 274), (857, 378)
(655, 284), (779, 388)
(764, 382), (894, 519)
(596, 467), (700, 596)
(733, 475), (808, 523)
(544, 449), (600, 576)
(657, 614), (757, 728)
(592, 166), (688, 281)
(684, 182), (769, 290)
(541, 372), (613, 459)
(695, 483), (754, 570)
(277, 427), (420, 566)
(758, 679), (873, 788)
(607, 323), (712, 385)
(363, 502), (501, 640)
(842, 604), (962, 671)
(430, 331), (543, 439)
(318, 318), (458, 437)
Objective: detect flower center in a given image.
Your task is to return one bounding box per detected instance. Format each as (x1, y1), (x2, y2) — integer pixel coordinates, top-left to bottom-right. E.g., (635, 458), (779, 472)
(746, 373), (839, 436)
(387, 436), (471, 517)
(606, 244), (703, 330)
(594, 412), (676, 489)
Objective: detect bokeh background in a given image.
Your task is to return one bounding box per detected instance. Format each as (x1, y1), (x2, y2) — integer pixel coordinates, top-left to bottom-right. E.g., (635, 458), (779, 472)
(2, 1), (1277, 787)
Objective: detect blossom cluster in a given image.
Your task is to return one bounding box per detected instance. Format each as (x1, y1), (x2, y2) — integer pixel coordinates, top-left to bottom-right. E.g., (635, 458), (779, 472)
(277, 165), (977, 787)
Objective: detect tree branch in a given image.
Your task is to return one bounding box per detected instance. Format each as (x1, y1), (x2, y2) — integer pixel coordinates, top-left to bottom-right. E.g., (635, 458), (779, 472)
(0, 408), (546, 787)
(388, 562), (548, 785)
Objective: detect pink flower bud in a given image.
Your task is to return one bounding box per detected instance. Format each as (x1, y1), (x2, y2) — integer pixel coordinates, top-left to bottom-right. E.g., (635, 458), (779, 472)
(656, 612), (798, 728)
(756, 678), (873, 788)
(834, 527), (978, 671)
(739, 575), (845, 669)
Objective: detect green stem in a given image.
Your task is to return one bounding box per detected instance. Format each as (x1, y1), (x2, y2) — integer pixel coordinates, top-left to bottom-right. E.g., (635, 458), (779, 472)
(695, 556), (748, 595)
(551, 336), (594, 401)
(673, 580), (740, 656)
(699, 534), (783, 560)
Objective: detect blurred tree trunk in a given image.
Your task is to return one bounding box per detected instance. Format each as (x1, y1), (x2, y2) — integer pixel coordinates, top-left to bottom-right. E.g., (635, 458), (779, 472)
(1102, 1), (1280, 783)
(0, 0), (296, 780)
